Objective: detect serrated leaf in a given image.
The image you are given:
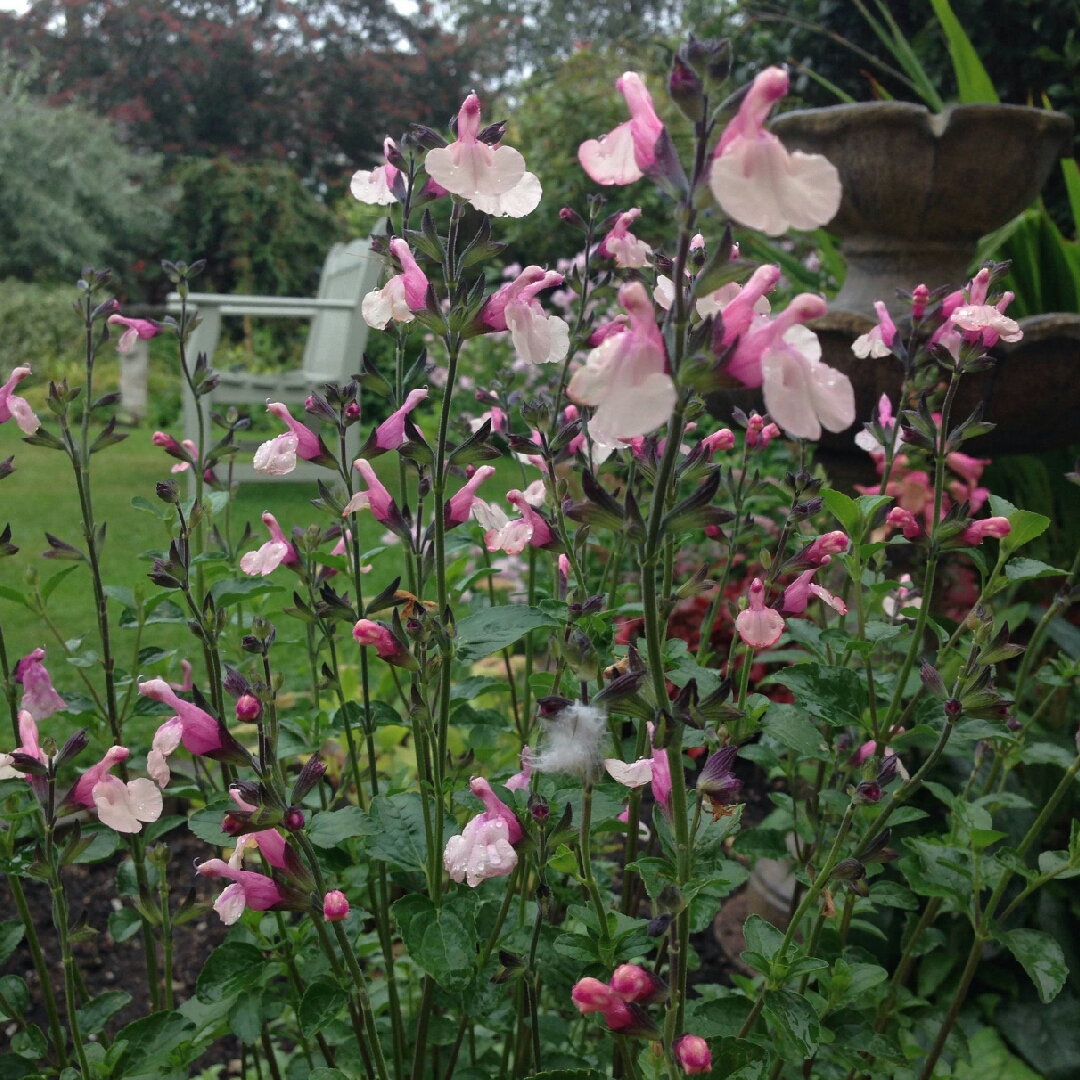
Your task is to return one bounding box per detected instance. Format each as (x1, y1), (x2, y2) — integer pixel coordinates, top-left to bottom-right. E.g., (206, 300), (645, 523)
(196, 942), (265, 1004)
(998, 928), (1068, 1004)
(299, 980), (349, 1037)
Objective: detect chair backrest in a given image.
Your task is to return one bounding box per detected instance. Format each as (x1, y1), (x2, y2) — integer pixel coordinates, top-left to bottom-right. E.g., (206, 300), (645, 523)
(302, 238), (383, 382)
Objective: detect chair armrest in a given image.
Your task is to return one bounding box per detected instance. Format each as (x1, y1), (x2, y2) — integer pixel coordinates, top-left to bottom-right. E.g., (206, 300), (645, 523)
(166, 292), (357, 318)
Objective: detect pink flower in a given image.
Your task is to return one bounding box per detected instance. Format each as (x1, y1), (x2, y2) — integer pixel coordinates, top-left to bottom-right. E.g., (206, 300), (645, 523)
(66, 745), (163, 834)
(568, 282), (675, 442)
(709, 265), (781, 344)
(170, 659), (193, 693)
(370, 388), (429, 453)
(240, 511), (300, 577)
(727, 293), (825, 387)
(10, 710), (44, 769)
(579, 72), (664, 186)
(323, 890), (351, 921)
(475, 488), (553, 554)
(266, 402), (323, 461)
(647, 720), (672, 815)
(674, 1035), (712, 1075)
(352, 619), (415, 669)
(911, 284), (930, 320)
(350, 137), (401, 205)
(196, 859), (291, 924)
(598, 209), (652, 268)
(709, 67), (841, 235)
(343, 459), (397, 522)
(557, 553), (571, 598)
(735, 578), (784, 649)
(107, 314), (160, 354)
(855, 394), (900, 456)
(589, 316), (629, 346)
(252, 433), (299, 476)
(950, 300), (1022, 346)
(0, 366), (40, 435)
(961, 517), (1011, 545)
(505, 748), (532, 792)
(362, 239), (430, 329)
(445, 465), (496, 527)
(886, 507), (921, 541)
(610, 963), (665, 1003)
(604, 757), (653, 788)
(139, 678), (235, 776)
(425, 93), (540, 217)
(481, 267), (570, 366)
(470, 776), (522, 843)
(15, 648), (67, 721)
(229, 829), (290, 871)
(152, 431), (197, 472)
(800, 531), (850, 567)
(570, 977), (634, 1031)
(700, 429), (735, 456)
(443, 813), (518, 887)
(852, 301), (898, 359)
(744, 413), (781, 449)
(781, 565), (847, 615)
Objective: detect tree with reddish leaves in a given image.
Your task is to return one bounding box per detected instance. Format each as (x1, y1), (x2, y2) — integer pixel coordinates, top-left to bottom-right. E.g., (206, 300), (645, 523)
(0, 0), (484, 185)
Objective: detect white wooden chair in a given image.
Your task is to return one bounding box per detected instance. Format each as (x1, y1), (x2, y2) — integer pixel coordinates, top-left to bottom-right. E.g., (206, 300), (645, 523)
(167, 238), (383, 488)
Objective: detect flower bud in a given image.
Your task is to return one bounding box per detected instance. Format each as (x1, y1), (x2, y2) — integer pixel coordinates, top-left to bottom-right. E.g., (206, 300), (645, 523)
(323, 890), (350, 922)
(611, 963), (668, 1004)
(669, 53), (704, 121)
(674, 1034), (712, 1075)
(919, 660), (947, 700)
(283, 807), (305, 832)
(876, 754), (900, 787)
(830, 857), (866, 881)
(945, 698), (963, 721)
(911, 284), (929, 320)
(236, 694), (262, 722)
(647, 912), (673, 937)
(344, 401), (362, 424)
(854, 780), (882, 805)
(55, 728), (89, 769)
(559, 207), (587, 231)
(292, 756), (327, 804)
(528, 793), (550, 821)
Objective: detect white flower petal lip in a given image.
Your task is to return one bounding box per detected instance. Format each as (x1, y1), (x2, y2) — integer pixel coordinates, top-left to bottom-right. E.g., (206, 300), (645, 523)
(950, 304), (1023, 342)
(761, 347), (821, 441)
(425, 142), (526, 199)
(710, 137), (842, 236)
(350, 168), (396, 205)
(604, 757), (654, 788)
(471, 171), (542, 218)
(214, 882), (247, 926)
(253, 433), (299, 476)
(240, 541), (290, 577)
(578, 122), (642, 186)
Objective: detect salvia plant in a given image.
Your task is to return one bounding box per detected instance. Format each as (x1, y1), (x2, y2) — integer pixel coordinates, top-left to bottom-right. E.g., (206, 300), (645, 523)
(1, 34), (1079, 1080)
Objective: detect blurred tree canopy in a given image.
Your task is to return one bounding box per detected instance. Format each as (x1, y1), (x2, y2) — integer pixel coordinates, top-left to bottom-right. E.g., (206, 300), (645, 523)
(0, 0), (490, 184)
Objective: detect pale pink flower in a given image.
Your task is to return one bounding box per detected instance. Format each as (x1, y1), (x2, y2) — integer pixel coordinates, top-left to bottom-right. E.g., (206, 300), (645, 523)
(726, 293), (826, 387)
(425, 94), (539, 217)
(15, 648), (66, 721)
(610, 963), (665, 1003)
(196, 860), (290, 924)
(478, 489), (553, 553)
(505, 748), (532, 792)
(855, 394), (900, 456)
(481, 267), (569, 366)
(170, 659), (194, 693)
(107, 314), (160, 354)
(735, 578), (784, 648)
(350, 137), (401, 205)
(229, 829), (290, 871)
(470, 776), (522, 843)
(852, 301), (898, 359)
(445, 465), (496, 527)
(14, 710), (43, 766)
(589, 316), (629, 346)
(240, 511), (300, 577)
(266, 402), (323, 460)
(700, 429), (735, 455)
(709, 67), (841, 235)
(139, 678), (227, 760)
(708, 265), (780, 342)
(604, 757), (653, 788)
(781, 566), (847, 616)
(0, 366), (39, 434)
(371, 388), (429, 451)
(579, 72), (664, 186)
(252, 433), (299, 476)
(323, 890), (351, 921)
(146, 717), (182, 787)
(689, 232), (705, 251)
(343, 459), (396, 522)
(362, 239), (430, 330)
(674, 1035), (712, 1075)
(961, 517), (1011, 545)
(568, 281), (675, 442)
(443, 814), (518, 887)
(598, 208), (652, 268)
(950, 303), (1022, 345)
(646, 721), (672, 816)
(67, 745), (163, 834)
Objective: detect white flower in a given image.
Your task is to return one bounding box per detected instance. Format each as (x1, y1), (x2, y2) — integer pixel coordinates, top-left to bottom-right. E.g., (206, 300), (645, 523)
(604, 758), (653, 788)
(253, 433), (299, 476)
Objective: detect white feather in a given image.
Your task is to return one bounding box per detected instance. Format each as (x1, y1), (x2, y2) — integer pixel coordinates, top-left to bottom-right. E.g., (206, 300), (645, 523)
(527, 703), (607, 780)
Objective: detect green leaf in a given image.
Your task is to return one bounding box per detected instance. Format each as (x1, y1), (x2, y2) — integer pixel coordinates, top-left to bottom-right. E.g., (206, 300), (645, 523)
(708, 1037), (769, 1080)
(0, 586), (27, 608)
(299, 980), (349, 1038)
(529, 1072), (604, 1080)
(987, 497), (1050, 555)
(70, 826), (120, 864)
(998, 928), (1069, 1004)
(112, 1010), (196, 1076)
(743, 914), (786, 964)
(42, 566), (79, 603)
(309, 1072), (351, 1080)
(209, 578), (283, 608)
(929, 0), (998, 103)
(108, 907), (143, 944)
(77, 990), (131, 1035)
(822, 489), (860, 536)
(195, 942), (266, 1004)
(762, 988), (819, 1057)
(454, 606), (559, 661)
(1004, 558), (1066, 583)
(367, 794), (429, 872)
(760, 704), (829, 761)
(767, 664), (867, 728)
(0, 922), (24, 968)
(187, 797), (235, 846)
(392, 893), (477, 992)
(953, 1027), (1041, 1080)
(308, 806), (372, 848)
